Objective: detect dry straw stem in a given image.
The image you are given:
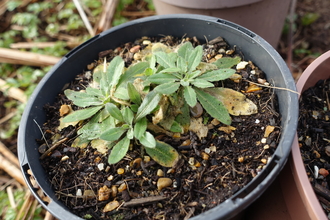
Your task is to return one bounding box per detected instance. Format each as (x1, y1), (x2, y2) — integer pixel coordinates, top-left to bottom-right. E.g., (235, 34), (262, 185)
(0, 141), (20, 167)
(243, 79), (300, 95)
(10, 41), (79, 49)
(0, 48), (60, 67)
(0, 78), (27, 103)
(0, 154), (26, 186)
(73, 0), (95, 37)
(96, 0), (118, 33)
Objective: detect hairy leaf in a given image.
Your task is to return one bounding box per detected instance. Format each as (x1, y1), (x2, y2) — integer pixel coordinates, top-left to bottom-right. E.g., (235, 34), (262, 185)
(85, 87), (103, 97)
(191, 79), (214, 88)
(127, 82), (141, 105)
(62, 106), (103, 123)
(121, 107), (134, 125)
(108, 136), (130, 164)
(183, 86), (197, 107)
(154, 51), (176, 68)
(145, 140), (179, 167)
(135, 91), (162, 122)
(64, 89), (102, 107)
(198, 68), (235, 82)
(107, 56), (125, 88)
(187, 45), (203, 72)
(138, 131), (156, 148)
(176, 56), (187, 73)
(134, 117), (147, 139)
(195, 88), (231, 125)
(148, 73), (178, 84)
(100, 127), (127, 141)
(105, 103), (123, 121)
(213, 56), (241, 69)
(117, 61), (149, 87)
(177, 42), (193, 60)
(154, 82), (180, 95)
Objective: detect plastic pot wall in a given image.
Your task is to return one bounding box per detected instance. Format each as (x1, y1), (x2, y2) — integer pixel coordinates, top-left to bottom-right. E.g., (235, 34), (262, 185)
(152, 0), (291, 48)
(284, 51), (330, 220)
(18, 14), (298, 220)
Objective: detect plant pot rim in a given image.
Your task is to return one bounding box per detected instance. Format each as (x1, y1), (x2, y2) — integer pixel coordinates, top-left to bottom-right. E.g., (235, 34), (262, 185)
(291, 50), (330, 220)
(157, 0), (263, 9)
(18, 14), (298, 220)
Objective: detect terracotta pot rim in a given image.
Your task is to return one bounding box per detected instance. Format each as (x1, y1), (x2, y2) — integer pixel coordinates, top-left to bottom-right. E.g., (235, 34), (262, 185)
(158, 0), (263, 9)
(292, 50), (330, 220)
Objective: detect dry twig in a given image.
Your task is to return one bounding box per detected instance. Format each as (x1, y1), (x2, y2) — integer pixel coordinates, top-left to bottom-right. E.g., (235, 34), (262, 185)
(96, 0), (118, 33)
(0, 154), (26, 186)
(72, 0), (95, 37)
(0, 141), (19, 167)
(0, 48), (60, 67)
(0, 78), (27, 103)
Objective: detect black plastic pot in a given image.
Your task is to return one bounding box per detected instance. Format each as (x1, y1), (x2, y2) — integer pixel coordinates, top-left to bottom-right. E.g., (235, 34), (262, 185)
(18, 14), (298, 220)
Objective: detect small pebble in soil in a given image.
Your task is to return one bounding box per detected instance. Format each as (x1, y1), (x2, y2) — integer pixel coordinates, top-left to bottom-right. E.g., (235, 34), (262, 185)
(157, 178), (173, 190)
(319, 168), (329, 178)
(103, 200), (120, 213)
(98, 185), (111, 201)
(117, 168), (125, 175)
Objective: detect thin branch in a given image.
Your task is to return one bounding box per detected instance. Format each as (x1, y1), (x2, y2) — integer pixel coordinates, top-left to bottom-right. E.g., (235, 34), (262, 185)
(96, 0), (118, 33)
(0, 78), (27, 103)
(0, 154), (26, 186)
(0, 48), (60, 67)
(0, 141), (19, 167)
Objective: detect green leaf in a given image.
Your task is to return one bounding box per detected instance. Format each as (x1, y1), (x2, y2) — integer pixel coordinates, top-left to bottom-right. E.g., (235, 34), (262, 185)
(154, 51), (176, 68)
(175, 100), (190, 133)
(187, 70), (201, 79)
(100, 127), (127, 141)
(134, 117), (147, 139)
(117, 61), (149, 87)
(127, 128), (134, 139)
(127, 82), (141, 104)
(145, 140), (179, 167)
(159, 67), (181, 74)
(62, 106), (103, 123)
(148, 73), (178, 84)
(85, 87), (103, 97)
(105, 103), (123, 121)
(154, 82), (180, 95)
(183, 86), (197, 107)
(106, 56), (125, 88)
(178, 42), (193, 60)
(191, 79), (214, 88)
(138, 131), (156, 148)
(64, 89), (103, 107)
(170, 120), (183, 133)
(108, 136), (130, 164)
(135, 91), (162, 122)
(198, 68), (235, 82)
(122, 107), (134, 125)
(213, 56), (241, 69)
(195, 88), (231, 125)
(113, 86), (130, 100)
(177, 56), (188, 73)
(187, 45), (203, 72)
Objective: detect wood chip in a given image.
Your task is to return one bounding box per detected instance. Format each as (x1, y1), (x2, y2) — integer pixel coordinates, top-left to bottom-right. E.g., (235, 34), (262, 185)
(123, 195), (167, 207)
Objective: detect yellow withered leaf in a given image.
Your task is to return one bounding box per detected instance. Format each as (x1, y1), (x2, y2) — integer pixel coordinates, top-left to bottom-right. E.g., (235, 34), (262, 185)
(204, 87), (258, 116)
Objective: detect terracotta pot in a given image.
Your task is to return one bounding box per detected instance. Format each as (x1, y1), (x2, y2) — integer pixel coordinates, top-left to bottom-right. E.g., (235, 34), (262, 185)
(152, 0), (291, 47)
(285, 51), (330, 220)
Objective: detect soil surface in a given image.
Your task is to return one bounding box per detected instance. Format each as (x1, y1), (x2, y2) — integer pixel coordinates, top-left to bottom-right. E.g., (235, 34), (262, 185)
(39, 35), (281, 219)
(298, 79), (330, 217)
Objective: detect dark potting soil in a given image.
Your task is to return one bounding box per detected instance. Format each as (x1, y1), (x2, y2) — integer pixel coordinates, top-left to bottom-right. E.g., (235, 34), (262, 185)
(298, 79), (330, 218)
(38, 35), (281, 219)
